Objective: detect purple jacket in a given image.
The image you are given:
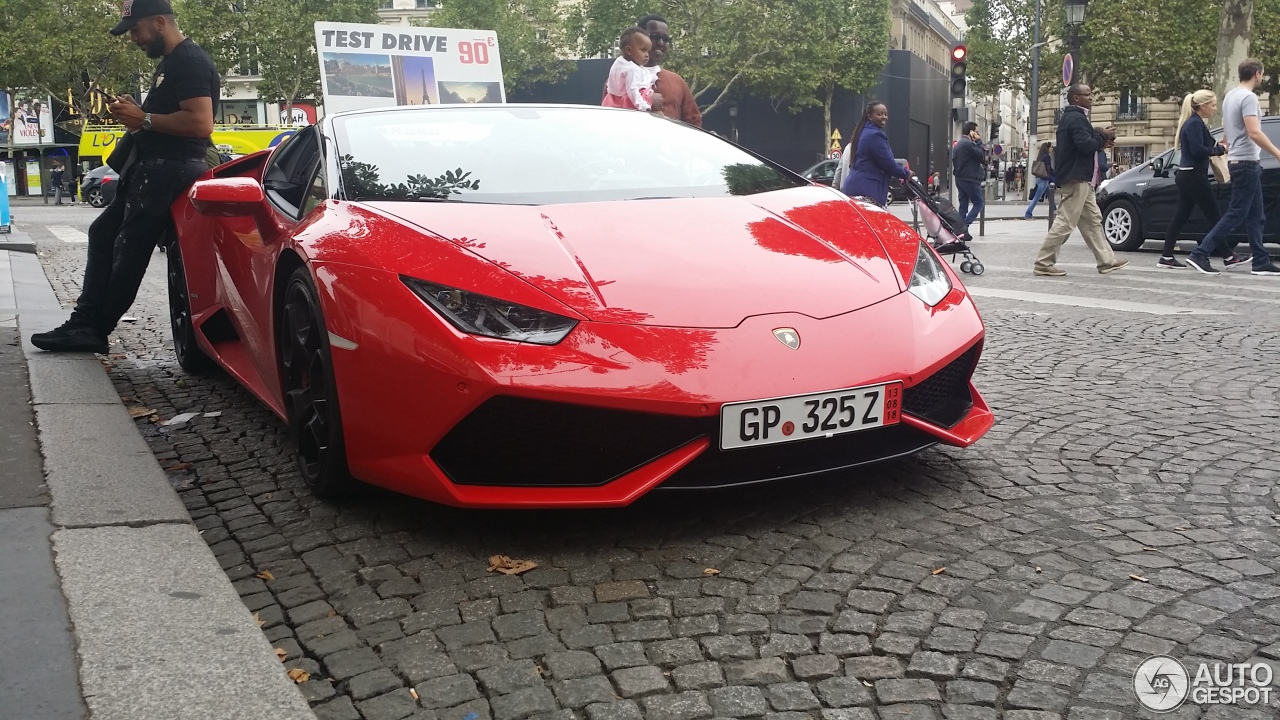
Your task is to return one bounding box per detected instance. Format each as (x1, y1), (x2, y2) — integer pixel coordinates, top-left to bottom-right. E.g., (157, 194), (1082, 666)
(840, 122), (910, 206)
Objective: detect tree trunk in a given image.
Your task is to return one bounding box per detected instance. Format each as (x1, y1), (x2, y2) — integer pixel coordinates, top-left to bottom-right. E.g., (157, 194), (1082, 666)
(1212, 0), (1253, 127)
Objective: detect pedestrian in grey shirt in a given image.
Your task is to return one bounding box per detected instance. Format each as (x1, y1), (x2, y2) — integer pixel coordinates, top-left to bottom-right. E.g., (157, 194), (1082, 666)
(1186, 58), (1280, 275)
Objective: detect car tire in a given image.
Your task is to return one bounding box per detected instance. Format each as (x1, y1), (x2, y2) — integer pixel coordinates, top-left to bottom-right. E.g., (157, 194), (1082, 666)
(1103, 199), (1144, 251)
(87, 189), (104, 208)
(279, 266), (354, 499)
(167, 241), (214, 373)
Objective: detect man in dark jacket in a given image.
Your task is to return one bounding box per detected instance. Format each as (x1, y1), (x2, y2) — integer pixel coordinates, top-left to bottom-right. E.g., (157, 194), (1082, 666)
(952, 121), (985, 226)
(1033, 84), (1128, 276)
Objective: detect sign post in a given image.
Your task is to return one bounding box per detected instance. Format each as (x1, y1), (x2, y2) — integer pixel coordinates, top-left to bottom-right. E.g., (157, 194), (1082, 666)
(0, 172), (10, 233)
(314, 22), (504, 114)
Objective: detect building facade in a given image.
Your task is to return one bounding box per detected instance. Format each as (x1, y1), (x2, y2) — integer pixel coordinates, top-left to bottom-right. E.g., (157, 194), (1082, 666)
(1035, 91), (1182, 173)
(377, 0), (439, 26)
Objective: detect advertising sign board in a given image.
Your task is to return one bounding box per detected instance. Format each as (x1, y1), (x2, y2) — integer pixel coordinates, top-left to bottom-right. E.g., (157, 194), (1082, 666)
(78, 125), (300, 163)
(314, 22), (504, 114)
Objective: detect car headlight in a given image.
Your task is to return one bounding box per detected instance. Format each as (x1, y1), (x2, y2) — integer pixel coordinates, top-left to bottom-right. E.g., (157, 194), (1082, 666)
(401, 276), (578, 345)
(907, 240), (953, 307)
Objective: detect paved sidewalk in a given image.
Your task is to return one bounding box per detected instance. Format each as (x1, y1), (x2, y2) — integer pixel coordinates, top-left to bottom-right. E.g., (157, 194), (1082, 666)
(0, 243), (316, 719)
(0, 253), (85, 719)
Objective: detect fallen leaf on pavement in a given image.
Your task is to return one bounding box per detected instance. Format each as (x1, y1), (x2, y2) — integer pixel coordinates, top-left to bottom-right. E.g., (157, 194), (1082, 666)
(254, 612), (264, 627)
(128, 406), (157, 419)
(257, 570), (275, 581)
(932, 567), (946, 575)
(703, 568), (721, 575)
(274, 647), (288, 661)
(1129, 574), (1149, 583)
(488, 555), (538, 575)
(287, 668), (309, 683)
(163, 462), (192, 473)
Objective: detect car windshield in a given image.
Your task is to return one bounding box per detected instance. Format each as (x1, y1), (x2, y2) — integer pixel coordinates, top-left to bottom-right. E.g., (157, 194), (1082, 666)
(331, 106), (805, 204)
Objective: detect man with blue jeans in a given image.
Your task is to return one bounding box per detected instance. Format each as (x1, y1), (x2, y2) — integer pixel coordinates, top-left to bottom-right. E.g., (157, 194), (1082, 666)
(1188, 58), (1280, 276)
(952, 121), (985, 227)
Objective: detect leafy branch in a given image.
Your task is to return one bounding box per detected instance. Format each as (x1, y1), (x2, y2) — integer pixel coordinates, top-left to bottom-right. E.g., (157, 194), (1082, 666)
(339, 155), (481, 201)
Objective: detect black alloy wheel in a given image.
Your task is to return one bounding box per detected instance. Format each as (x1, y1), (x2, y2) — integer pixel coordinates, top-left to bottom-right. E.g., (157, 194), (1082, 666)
(87, 188), (105, 208)
(1103, 199), (1144, 251)
(166, 241), (213, 372)
(280, 266), (352, 498)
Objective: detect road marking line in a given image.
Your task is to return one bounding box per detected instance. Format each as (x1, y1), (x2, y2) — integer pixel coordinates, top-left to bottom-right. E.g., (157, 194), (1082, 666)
(47, 225), (89, 244)
(966, 287), (1231, 315)
(970, 264), (1280, 294)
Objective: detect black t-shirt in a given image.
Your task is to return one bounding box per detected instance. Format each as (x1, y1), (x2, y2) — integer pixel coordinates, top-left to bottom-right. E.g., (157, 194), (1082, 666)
(139, 38), (220, 161)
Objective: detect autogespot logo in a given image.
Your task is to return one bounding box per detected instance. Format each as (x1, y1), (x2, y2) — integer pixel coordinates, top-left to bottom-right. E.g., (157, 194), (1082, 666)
(1134, 655), (1190, 712)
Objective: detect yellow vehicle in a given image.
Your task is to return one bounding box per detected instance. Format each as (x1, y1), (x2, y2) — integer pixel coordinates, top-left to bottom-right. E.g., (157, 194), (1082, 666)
(78, 124), (303, 166)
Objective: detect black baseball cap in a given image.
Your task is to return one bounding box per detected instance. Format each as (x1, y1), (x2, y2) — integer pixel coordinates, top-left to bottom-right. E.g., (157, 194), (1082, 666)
(110, 0), (176, 36)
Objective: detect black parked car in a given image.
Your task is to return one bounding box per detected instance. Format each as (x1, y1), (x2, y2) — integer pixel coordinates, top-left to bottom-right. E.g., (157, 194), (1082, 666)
(81, 165), (119, 208)
(1096, 116), (1280, 251)
(804, 157), (911, 201)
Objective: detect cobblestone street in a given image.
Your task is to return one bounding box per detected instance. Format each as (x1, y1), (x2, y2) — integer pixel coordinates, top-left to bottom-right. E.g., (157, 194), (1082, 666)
(23, 204), (1280, 720)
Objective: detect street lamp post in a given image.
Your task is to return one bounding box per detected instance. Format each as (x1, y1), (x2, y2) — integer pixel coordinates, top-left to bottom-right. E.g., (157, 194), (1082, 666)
(1028, 0), (1041, 173)
(1064, 0), (1088, 87)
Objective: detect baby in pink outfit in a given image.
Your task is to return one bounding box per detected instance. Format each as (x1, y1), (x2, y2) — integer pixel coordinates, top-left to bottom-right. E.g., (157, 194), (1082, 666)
(602, 27), (664, 113)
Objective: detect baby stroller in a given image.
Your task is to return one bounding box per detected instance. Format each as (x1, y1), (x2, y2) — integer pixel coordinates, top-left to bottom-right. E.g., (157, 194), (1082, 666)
(903, 177), (984, 275)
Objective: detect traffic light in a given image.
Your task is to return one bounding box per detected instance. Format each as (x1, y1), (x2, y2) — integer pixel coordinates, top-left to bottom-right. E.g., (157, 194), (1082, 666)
(950, 45), (967, 99)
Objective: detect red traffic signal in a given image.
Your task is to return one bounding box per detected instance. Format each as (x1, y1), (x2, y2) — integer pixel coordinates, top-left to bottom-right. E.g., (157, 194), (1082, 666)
(950, 45), (967, 99)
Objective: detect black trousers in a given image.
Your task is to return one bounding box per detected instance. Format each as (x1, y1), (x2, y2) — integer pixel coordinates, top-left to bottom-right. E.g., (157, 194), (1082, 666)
(71, 158), (206, 335)
(1162, 168), (1233, 257)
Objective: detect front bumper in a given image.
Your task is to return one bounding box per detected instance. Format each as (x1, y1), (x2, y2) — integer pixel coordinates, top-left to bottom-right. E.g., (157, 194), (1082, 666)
(320, 265), (993, 508)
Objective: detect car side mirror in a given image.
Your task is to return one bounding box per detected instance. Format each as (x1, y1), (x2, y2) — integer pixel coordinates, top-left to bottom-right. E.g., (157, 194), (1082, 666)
(189, 177), (284, 243)
(189, 178), (265, 217)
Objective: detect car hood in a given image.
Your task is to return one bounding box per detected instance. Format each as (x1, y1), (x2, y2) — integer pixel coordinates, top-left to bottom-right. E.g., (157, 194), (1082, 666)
(364, 187), (904, 328)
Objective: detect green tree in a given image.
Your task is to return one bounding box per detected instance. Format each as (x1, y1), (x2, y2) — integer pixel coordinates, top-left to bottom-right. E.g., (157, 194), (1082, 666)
(1079, 0), (1217, 100)
(173, 0), (249, 79)
(1253, 0), (1280, 112)
(0, 0), (150, 126)
(564, 0), (649, 60)
(964, 0), (1036, 97)
(752, 0), (890, 154)
(567, 0), (784, 115)
(423, 0), (573, 93)
(177, 0), (378, 117)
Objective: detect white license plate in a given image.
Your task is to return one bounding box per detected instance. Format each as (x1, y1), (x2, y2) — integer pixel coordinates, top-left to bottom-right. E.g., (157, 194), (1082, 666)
(720, 382), (902, 450)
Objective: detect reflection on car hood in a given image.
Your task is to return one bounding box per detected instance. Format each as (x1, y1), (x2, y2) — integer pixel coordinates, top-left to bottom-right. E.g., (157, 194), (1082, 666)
(365, 186), (903, 328)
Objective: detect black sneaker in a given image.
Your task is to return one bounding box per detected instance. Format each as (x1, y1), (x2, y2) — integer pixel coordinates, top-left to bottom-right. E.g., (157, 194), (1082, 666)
(1186, 255), (1219, 275)
(31, 323), (108, 353)
(1157, 256), (1185, 269)
(1252, 263), (1280, 276)
(1223, 254), (1249, 268)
